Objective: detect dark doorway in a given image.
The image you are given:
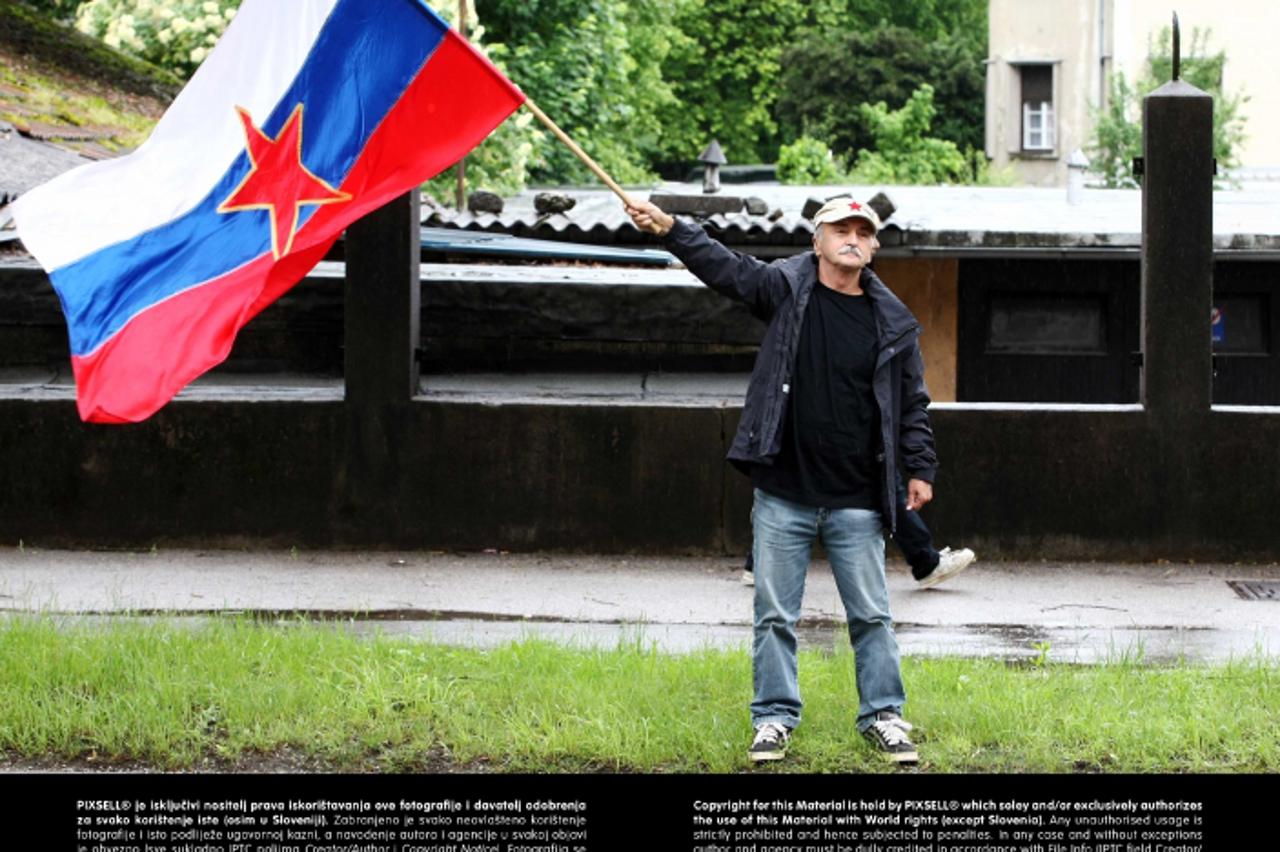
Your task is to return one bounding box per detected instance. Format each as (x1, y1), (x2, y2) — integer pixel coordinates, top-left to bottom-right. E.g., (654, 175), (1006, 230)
(1213, 261), (1280, 405)
(958, 258), (1140, 403)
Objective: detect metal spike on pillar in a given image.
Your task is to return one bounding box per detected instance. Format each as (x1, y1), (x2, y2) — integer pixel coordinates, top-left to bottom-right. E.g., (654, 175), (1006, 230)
(1138, 12), (1215, 549)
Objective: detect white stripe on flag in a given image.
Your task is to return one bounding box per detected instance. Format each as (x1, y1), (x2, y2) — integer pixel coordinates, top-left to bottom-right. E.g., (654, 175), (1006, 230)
(13, 0), (341, 271)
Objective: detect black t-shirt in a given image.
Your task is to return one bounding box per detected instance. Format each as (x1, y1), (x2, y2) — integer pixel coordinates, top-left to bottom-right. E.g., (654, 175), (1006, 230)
(752, 282), (881, 509)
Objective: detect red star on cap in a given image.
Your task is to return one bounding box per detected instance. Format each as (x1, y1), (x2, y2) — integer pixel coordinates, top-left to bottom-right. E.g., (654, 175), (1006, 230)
(218, 104), (350, 260)
(848, 201), (863, 211)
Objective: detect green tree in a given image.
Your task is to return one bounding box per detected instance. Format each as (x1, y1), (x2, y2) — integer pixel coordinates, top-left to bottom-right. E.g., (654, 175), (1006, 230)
(475, 0), (680, 185)
(657, 0), (807, 167)
(847, 84), (968, 184)
(805, 0), (988, 52)
(1087, 27), (1249, 188)
(774, 25), (985, 166)
(1088, 72), (1143, 188)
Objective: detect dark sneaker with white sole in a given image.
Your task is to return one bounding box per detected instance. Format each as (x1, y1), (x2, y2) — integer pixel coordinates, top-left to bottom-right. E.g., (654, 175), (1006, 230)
(862, 711), (918, 763)
(749, 722), (790, 761)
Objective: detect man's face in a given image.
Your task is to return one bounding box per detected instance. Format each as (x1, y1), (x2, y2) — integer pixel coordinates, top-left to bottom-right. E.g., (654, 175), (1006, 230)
(813, 217), (879, 273)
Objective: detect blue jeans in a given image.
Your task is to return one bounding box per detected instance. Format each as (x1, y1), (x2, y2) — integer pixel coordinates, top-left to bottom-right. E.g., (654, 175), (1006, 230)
(750, 488), (906, 733)
(743, 476), (939, 578)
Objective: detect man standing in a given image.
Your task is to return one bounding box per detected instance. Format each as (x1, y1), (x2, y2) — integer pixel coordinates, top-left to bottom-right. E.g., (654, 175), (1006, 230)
(627, 196), (936, 764)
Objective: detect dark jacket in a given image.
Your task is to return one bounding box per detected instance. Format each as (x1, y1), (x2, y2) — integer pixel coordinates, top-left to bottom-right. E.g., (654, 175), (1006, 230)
(663, 219), (938, 532)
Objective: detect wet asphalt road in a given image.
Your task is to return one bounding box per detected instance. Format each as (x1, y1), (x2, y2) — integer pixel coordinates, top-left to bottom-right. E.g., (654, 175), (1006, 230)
(3, 548), (1279, 664)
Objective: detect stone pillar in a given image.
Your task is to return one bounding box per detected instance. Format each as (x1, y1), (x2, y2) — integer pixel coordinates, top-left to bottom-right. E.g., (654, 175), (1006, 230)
(339, 192), (420, 537)
(1140, 78), (1214, 551)
(1140, 80), (1214, 421)
(344, 192), (421, 406)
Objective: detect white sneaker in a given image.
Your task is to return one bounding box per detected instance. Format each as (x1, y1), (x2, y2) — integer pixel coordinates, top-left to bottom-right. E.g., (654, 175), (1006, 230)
(862, 711), (918, 763)
(917, 546), (975, 589)
(749, 722), (790, 761)
(741, 569), (755, 586)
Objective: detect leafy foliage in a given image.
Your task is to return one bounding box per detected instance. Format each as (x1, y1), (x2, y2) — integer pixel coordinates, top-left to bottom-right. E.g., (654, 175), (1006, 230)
(776, 136), (845, 185)
(476, 0), (679, 185)
(806, 0), (988, 52)
(15, 0), (83, 19)
(1087, 27), (1249, 189)
(847, 85), (969, 184)
(656, 0), (807, 167)
(1087, 73), (1143, 189)
(775, 25), (985, 166)
(74, 0), (239, 78)
(24, 0), (999, 190)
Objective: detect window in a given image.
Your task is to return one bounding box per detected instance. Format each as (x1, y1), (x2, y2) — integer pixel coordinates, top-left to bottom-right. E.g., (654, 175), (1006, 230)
(1212, 295), (1269, 355)
(987, 293), (1106, 355)
(1019, 64), (1056, 152)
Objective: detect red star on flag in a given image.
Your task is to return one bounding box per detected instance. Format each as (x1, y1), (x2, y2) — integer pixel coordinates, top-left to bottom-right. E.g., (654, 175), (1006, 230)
(218, 104), (350, 260)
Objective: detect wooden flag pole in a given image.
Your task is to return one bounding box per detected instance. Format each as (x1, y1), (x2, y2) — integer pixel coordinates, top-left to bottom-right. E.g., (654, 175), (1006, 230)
(523, 99), (635, 207)
(454, 0), (469, 210)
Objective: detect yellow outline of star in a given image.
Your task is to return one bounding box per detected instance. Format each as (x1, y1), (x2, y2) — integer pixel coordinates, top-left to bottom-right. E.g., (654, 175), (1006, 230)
(217, 103), (351, 260)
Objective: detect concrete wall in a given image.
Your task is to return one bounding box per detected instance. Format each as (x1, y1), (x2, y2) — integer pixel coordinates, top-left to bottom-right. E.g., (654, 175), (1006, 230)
(1, 104), (1268, 561)
(3, 394), (1279, 561)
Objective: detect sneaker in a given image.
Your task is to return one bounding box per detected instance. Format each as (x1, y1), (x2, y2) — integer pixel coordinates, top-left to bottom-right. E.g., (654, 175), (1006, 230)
(862, 711), (918, 763)
(741, 569), (755, 586)
(749, 722), (790, 762)
(917, 546), (975, 589)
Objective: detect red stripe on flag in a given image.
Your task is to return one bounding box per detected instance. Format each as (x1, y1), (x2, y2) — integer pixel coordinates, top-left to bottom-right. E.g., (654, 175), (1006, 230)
(72, 30), (524, 423)
(70, 241), (335, 423)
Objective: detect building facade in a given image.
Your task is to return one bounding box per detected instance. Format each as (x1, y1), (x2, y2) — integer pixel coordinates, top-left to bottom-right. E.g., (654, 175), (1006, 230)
(986, 0), (1279, 186)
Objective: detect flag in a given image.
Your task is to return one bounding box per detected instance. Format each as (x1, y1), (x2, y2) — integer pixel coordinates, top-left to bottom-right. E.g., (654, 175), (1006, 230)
(12, 0), (524, 423)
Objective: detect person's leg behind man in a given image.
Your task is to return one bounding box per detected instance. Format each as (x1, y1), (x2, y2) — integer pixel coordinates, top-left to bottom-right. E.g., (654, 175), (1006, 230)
(748, 489), (816, 760)
(893, 476), (975, 589)
(893, 478), (939, 580)
(822, 506), (918, 763)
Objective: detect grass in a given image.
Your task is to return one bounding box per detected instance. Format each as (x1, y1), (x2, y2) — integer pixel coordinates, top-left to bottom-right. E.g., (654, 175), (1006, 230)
(0, 615), (1276, 774)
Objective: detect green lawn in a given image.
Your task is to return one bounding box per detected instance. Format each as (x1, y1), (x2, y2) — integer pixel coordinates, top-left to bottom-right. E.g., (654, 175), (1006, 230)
(1, 616), (1275, 773)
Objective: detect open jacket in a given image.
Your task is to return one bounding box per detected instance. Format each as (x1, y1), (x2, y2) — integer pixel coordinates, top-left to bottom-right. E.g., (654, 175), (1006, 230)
(664, 219), (938, 532)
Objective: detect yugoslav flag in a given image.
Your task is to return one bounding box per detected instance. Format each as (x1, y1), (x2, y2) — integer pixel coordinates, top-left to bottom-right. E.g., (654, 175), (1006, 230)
(13, 0), (524, 423)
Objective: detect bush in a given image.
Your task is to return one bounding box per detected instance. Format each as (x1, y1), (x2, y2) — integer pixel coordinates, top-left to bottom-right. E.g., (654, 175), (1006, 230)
(74, 0), (239, 78)
(847, 84), (969, 184)
(776, 136), (845, 184)
(775, 24), (985, 165)
(17, 0), (83, 19)
(1086, 27), (1249, 189)
(476, 0), (678, 186)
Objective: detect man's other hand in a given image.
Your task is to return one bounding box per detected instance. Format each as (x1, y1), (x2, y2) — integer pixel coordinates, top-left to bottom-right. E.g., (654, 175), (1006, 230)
(905, 478), (933, 511)
(626, 199), (675, 236)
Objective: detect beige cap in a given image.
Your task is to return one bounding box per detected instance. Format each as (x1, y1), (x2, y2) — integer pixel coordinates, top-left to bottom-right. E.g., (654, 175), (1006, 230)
(812, 196), (881, 232)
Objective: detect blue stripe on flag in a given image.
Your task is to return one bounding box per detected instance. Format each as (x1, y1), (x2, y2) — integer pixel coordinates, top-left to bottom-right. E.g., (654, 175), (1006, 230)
(55, 0), (448, 357)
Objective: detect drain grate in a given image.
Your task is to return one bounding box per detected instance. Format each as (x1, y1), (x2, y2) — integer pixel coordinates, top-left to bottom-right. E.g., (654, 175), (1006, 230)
(1227, 580), (1280, 601)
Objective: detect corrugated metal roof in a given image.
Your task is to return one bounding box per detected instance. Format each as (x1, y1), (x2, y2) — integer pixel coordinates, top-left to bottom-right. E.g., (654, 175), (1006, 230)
(0, 124), (89, 198)
(426, 180), (1280, 253)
